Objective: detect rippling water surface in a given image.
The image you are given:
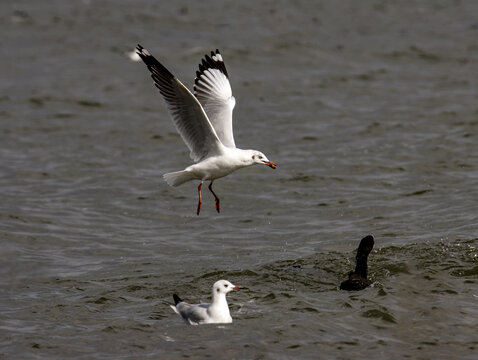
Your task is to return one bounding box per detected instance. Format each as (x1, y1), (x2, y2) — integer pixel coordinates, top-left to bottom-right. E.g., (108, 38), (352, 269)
(1, 1), (477, 359)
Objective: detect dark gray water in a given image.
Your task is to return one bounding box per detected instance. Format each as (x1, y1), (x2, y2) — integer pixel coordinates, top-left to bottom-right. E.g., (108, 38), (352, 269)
(1, 0), (477, 359)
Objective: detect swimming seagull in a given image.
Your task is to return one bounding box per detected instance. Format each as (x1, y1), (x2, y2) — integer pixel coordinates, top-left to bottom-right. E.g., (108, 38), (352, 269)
(136, 45), (277, 215)
(340, 235), (375, 291)
(170, 280), (242, 325)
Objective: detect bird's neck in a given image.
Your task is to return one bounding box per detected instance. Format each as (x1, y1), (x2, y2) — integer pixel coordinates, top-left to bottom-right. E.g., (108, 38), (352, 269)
(355, 254), (369, 278)
(209, 292), (230, 314)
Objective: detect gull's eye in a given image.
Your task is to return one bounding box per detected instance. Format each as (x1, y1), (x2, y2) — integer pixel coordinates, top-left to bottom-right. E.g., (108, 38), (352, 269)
(224, 284), (229, 288)
(259, 155), (263, 160)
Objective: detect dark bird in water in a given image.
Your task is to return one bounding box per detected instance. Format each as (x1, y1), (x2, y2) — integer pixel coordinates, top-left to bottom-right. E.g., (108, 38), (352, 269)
(340, 235), (375, 291)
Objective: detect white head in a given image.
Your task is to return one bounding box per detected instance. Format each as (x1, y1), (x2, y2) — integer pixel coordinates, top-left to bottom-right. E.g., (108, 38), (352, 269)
(212, 279), (242, 296)
(246, 150), (277, 169)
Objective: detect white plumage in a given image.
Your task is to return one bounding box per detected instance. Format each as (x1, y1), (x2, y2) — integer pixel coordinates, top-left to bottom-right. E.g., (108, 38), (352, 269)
(137, 45), (276, 215)
(170, 280), (242, 325)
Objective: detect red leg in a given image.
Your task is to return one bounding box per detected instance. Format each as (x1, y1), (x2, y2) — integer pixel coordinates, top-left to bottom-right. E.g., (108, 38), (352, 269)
(208, 181), (220, 213)
(196, 182), (202, 216)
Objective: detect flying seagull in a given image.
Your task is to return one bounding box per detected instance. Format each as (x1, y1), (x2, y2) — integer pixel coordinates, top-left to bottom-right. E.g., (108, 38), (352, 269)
(136, 45), (277, 215)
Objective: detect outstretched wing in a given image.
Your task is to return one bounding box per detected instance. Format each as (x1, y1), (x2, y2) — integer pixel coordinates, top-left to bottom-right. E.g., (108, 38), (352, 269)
(194, 50), (236, 148)
(136, 44), (223, 162)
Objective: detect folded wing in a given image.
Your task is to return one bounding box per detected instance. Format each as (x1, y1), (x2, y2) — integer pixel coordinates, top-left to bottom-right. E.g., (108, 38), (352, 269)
(177, 302), (209, 325)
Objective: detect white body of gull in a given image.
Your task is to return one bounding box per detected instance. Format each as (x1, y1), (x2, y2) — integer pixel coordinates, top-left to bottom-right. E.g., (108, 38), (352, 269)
(170, 280), (242, 325)
(136, 45), (277, 215)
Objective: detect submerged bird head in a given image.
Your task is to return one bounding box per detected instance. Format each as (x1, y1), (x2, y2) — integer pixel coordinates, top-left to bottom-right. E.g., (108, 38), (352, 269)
(247, 150), (277, 169)
(212, 280), (242, 296)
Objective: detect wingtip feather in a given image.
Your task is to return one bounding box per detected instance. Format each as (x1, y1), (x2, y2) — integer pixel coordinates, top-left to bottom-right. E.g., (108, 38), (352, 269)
(173, 294), (183, 305)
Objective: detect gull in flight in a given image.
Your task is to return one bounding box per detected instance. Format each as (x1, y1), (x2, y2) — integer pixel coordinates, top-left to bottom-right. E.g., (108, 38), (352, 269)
(170, 279), (242, 325)
(136, 45), (277, 215)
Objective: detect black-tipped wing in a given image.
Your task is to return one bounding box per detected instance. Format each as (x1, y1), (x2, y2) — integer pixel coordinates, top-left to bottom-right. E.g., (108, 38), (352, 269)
(173, 294), (183, 305)
(136, 44), (223, 162)
(194, 50), (236, 148)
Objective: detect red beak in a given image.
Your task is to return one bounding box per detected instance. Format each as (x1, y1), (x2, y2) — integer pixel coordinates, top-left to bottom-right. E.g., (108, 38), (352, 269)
(263, 160), (277, 169)
(233, 285), (243, 290)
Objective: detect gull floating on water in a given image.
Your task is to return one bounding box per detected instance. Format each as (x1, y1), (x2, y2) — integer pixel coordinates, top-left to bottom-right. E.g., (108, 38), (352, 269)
(136, 45), (277, 215)
(340, 235), (375, 291)
(170, 280), (242, 325)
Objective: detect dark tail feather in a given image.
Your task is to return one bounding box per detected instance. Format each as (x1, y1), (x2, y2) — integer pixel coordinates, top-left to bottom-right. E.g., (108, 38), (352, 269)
(173, 294), (183, 305)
